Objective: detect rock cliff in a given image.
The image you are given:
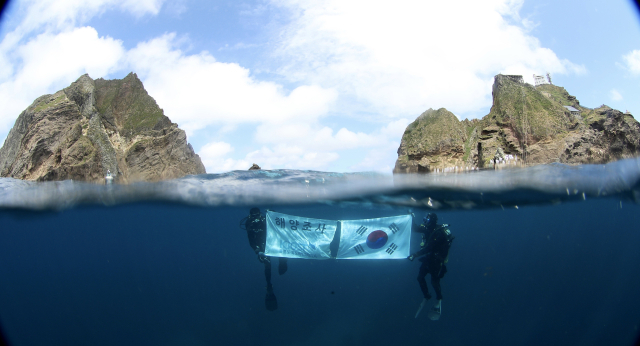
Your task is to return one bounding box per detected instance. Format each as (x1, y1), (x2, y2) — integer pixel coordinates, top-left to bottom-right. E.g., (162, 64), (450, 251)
(0, 73), (206, 183)
(394, 74), (640, 173)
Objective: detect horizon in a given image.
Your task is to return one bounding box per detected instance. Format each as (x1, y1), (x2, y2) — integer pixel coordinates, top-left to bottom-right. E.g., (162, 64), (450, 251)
(1, 0), (639, 174)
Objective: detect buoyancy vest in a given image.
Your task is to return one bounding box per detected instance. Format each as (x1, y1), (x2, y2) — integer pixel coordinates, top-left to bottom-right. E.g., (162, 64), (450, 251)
(246, 215), (266, 233)
(421, 224), (454, 261)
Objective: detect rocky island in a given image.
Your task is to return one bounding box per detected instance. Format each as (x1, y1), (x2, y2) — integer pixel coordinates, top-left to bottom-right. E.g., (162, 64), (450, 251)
(0, 73), (205, 183)
(394, 74), (640, 173)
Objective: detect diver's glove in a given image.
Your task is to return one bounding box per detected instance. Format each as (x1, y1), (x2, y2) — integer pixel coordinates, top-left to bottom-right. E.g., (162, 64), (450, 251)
(258, 252), (270, 263)
(407, 255), (415, 261)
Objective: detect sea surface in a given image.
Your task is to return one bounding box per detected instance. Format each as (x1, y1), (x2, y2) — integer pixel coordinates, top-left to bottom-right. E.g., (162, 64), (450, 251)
(1, 158), (640, 346)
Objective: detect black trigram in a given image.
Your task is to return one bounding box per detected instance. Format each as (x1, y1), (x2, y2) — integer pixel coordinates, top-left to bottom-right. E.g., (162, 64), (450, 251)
(354, 244), (365, 254)
(356, 226), (367, 236)
(386, 243), (398, 255)
(389, 223), (400, 234)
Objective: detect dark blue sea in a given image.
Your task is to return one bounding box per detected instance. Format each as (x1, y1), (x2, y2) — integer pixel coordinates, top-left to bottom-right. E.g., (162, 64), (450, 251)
(1, 159), (640, 346)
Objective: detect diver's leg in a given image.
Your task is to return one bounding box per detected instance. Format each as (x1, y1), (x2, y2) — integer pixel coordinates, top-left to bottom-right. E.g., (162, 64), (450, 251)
(264, 257), (272, 289)
(439, 264), (447, 278)
(278, 257), (288, 275)
(263, 256), (277, 311)
(430, 260), (444, 300)
(417, 261), (432, 300)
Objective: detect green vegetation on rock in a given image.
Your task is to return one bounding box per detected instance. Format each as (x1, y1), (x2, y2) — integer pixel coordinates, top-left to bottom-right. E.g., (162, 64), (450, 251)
(95, 73), (166, 136)
(394, 74), (640, 174)
(401, 108), (466, 155)
(33, 92), (67, 113)
(0, 73), (206, 183)
(490, 76), (569, 143)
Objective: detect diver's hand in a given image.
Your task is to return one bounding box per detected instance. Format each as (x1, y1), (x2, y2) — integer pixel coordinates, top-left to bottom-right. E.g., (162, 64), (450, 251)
(258, 252), (270, 263)
(407, 255), (415, 261)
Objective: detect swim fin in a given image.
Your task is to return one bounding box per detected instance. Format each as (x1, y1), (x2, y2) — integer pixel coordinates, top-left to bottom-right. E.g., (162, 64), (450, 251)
(265, 285), (278, 311)
(427, 300), (441, 321)
(415, 298), (427, 318)
(278, 258), (288, 275)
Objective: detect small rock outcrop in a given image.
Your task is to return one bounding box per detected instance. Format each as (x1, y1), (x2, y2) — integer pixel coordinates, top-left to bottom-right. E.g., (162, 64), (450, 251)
(394, 74), (640, 173)
(248, 163), (261, 170)
(0, 73), (206, 183)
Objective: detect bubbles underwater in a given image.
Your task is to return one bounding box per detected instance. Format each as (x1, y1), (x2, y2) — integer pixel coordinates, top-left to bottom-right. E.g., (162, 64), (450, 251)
(1, 160), (640, 346)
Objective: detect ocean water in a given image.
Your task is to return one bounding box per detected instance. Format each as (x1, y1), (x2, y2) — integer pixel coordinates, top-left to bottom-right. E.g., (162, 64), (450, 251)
(1, 159), (639, 346)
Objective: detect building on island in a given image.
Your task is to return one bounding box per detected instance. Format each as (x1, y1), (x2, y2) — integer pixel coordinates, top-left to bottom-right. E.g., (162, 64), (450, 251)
(564, 105), (581, 118)
(533, 73), (552, 87)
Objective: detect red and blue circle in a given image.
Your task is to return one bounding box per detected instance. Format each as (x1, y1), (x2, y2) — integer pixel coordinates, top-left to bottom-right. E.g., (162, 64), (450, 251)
(366, 230), (388, 249)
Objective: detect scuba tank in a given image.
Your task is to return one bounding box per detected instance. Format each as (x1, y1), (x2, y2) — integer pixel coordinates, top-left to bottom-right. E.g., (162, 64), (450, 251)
(421, 223), (451, 247)
(441, 224), (454, 263)
(239, 214), (265, 232)
(420, 224), (454, 262)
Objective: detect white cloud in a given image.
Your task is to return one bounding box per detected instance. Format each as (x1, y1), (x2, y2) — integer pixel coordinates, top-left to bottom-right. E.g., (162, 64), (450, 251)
(245, 145), (340, 170)
(246, 117), (412, 172)
(271, 0), (585, 119)
(194, 124), (365, 172)
(255, 123), (377, 150)
(622, 50), (640, 75)
(347, 119), (411, 173)
(349, 147), (398, 173)
(380, 118), (412, 140)
(126, 33), (338, 135)
(610, 89), (623, 101)
(199, 141), (233, 158)
(196, 117), (410, 172)
(14, 0), (164, 34)
(198, 141), (250, 172)
(17, 27), (124, 87)
(217, 42), (260, 51)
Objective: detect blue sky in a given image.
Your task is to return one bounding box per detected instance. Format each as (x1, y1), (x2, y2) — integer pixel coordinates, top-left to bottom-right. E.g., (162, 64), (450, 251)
(1, 0), (639, 173)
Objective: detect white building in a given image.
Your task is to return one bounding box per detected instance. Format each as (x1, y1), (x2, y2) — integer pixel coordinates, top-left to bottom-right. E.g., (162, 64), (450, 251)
(533, 74), (548, 86)
(564, 106), (581, 118)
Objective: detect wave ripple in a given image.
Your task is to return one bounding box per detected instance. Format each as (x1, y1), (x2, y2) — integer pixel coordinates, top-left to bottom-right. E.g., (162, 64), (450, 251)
(1, 158), (639, 211)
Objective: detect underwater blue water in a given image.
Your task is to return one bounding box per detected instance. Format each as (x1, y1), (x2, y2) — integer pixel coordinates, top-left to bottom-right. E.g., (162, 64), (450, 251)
(1, 158), (640, 346)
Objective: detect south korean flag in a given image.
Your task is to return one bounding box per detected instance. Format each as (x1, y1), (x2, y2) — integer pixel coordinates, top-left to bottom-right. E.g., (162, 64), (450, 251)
(336, 214), (411, 259)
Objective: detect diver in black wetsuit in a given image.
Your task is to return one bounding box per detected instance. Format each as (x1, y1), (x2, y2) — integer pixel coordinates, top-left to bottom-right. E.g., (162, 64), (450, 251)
(241, 207), (288, 310)
(408, 213), (454, 314)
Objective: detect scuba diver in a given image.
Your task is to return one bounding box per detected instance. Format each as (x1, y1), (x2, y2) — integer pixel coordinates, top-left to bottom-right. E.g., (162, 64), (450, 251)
(408, 212), (454, 320)
(239, 207), (288, 311)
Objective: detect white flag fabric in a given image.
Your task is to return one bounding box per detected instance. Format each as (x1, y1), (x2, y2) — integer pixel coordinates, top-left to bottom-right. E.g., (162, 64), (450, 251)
(265, 211), (337, 259)
(337, 215), (412, 259)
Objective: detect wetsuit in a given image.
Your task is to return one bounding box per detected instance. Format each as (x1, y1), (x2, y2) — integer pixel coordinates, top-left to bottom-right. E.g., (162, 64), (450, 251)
(245, 213), (287, 287)
(411, 223), (453, 300)
(245, 214), (267, 254)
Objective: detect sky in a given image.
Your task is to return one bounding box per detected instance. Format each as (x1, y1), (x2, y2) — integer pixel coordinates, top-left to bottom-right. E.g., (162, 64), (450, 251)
(0, 0), (639, 174)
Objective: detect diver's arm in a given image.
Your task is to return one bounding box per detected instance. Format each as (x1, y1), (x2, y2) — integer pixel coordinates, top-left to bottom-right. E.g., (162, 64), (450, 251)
(247, 232), (260, 253)
(412, 223), (427, 234)
(408, 247), (429, 260)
